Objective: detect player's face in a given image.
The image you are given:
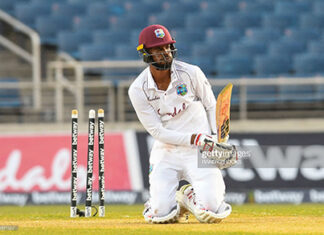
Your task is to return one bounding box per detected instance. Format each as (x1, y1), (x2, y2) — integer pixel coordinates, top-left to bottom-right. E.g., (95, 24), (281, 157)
(149, 44), (173, 64)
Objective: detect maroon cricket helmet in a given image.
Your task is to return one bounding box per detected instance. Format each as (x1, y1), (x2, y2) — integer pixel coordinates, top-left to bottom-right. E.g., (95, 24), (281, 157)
(137, 24), (176, 50)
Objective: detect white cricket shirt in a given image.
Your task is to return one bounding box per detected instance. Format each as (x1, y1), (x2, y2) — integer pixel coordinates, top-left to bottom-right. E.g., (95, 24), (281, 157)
(128, 60), (217, 147)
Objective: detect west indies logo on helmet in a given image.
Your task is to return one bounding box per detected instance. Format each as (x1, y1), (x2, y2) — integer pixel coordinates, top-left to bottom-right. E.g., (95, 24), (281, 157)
(154, 29), (165, 38)
(137, 25), (177, 70)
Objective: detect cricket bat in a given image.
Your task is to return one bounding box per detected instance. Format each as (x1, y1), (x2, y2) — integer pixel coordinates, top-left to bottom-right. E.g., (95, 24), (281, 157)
(216, 83), (233, 143)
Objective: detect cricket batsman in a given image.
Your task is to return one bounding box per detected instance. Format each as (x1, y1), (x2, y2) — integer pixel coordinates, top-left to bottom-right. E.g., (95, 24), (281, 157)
(128, 25), (237, 223)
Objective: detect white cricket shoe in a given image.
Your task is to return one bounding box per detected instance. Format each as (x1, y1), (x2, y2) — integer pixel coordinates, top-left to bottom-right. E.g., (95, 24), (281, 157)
(143, 200), (153, 223)
(176, 184), (193, 223)
(176, 184), (232, 223)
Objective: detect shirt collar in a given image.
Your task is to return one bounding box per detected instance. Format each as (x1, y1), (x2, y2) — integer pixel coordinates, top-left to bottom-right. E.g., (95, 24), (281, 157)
(147, 67), (157, 90)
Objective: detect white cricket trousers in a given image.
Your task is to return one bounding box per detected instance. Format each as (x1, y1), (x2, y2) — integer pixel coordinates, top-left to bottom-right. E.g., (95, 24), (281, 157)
(149, 145), (226, 217)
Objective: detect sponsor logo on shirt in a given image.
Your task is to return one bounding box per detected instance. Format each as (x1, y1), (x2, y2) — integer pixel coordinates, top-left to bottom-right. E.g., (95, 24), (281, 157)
(157, 103), (187, 117)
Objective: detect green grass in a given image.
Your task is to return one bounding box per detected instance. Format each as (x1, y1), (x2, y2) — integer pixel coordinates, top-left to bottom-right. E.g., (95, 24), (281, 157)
(0, 204), (324, 234)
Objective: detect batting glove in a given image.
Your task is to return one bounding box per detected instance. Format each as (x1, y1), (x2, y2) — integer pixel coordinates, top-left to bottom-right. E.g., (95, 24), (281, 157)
(193, 134), (218, 152)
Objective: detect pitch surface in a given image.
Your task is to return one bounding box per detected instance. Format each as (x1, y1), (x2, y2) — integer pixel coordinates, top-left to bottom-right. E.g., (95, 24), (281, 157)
(0, 204), (323, 234)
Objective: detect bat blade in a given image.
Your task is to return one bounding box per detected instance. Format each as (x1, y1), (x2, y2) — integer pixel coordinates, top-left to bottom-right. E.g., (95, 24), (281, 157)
(216, 83), (233, 143)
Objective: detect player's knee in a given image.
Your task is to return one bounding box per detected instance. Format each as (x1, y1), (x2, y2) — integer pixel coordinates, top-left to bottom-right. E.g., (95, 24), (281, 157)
(196, 178), (225, 212)
(151, 204), (180, 224)
(149, 182), (178, 216)
(198, 191), (224, 213)
(151, 200), (176, 217)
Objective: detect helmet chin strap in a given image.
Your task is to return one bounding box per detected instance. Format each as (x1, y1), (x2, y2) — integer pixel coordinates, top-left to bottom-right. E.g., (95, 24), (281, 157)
(149, 51), (175, 70)
(150, 60), (173, 70)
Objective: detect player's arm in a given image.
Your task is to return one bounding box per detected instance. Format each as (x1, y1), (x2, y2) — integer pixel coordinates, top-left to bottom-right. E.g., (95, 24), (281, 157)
(193, 67), (217, 135)
(128, 86), (192, 146)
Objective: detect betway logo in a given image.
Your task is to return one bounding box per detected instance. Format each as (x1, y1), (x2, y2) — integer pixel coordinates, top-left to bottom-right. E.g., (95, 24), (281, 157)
(99, 148), (105, 172)
(71, 177), (78, 201)
(72, 121), (78, 145)
(72, 149), (78, 173)
(0, 149), (88, 192)
(87, 149), (94, 174)
(98, 120), (104, 144)
(254, 190), (304, 204)
(86, 177), (93, 201)
(88, 122), (95, 145)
